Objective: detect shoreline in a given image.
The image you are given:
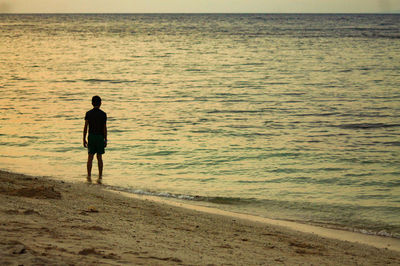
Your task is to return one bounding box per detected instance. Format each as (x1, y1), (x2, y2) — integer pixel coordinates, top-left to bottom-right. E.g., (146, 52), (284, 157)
(1, 169), (399, 265)
(106, 185), (400, 243)
(112, 190), (400, 252)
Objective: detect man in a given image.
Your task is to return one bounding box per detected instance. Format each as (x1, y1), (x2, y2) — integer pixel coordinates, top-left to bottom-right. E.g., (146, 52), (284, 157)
(83, 95), (107, 184)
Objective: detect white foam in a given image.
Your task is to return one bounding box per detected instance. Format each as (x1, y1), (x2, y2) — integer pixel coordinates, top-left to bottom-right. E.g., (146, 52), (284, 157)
(110, 189), (400, 253)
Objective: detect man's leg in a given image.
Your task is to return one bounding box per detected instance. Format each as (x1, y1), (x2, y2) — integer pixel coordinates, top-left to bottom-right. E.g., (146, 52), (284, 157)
(87, 153), (94, 182)
(97, 153), (103, 183)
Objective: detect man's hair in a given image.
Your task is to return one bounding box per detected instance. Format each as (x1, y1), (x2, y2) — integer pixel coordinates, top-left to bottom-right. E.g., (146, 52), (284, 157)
(92, 95), (101, 107)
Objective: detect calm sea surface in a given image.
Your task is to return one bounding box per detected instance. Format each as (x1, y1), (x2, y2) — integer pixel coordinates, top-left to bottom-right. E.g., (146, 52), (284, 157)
(1, 14), (399, 237)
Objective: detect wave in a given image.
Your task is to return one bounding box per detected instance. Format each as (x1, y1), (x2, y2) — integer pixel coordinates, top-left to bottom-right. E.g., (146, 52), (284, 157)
(138, 150), (178, 156)
(206, 109), (263, 114)
(384, 142), (400, 146)
(104, 184), (400, 238)
(336, 123), (400, 129)
(81, 78), (137, 84)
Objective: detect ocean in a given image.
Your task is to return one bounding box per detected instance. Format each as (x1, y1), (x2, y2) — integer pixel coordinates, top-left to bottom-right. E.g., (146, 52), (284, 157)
(1, 13), (399, 237)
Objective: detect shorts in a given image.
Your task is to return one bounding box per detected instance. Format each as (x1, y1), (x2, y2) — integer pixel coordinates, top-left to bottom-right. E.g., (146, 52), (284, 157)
(88, 134), (105, 154)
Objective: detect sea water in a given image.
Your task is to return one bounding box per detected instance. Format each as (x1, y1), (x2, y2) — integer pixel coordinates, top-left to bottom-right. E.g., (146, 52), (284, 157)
(0, 14), (399, 237)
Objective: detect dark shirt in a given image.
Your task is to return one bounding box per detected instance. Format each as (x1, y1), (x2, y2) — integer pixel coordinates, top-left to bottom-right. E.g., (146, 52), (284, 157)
(85, 108), (107, 135)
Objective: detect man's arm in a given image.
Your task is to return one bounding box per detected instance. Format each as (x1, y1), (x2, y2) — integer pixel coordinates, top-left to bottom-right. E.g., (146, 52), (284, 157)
(104, 123), (107, 147)
(83, 120), (89, 147)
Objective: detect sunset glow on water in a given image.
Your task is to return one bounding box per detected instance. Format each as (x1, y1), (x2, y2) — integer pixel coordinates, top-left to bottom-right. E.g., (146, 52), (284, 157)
(1, 14), (400, 236)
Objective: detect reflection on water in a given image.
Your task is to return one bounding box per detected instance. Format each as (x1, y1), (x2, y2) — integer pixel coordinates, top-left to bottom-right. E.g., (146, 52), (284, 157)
(1, 14), (400, 236)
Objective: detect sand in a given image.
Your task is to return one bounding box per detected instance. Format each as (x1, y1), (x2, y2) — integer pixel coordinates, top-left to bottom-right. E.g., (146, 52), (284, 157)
(0, 170), (399, 265)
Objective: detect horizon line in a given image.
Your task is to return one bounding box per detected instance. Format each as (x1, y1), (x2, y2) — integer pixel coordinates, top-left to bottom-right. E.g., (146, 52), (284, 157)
(0, 12), (400, 15)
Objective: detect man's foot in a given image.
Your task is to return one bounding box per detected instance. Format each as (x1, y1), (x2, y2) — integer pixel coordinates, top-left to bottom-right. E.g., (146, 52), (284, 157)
(87, 176), (92, 183)
(96, 178), (102, 184)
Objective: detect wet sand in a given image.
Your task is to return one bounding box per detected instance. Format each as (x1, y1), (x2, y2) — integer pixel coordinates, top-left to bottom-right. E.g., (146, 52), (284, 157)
(1, 170), (399, 265)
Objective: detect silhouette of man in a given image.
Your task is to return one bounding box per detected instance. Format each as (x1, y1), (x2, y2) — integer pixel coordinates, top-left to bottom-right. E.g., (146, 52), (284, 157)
(83, 96), (107, 184)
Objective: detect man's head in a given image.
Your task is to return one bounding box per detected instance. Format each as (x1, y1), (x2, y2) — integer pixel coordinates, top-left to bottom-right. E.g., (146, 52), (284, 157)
(92, 95), (101, 107)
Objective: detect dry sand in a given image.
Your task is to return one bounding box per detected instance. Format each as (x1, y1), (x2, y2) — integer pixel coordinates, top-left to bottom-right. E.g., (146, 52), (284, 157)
(0, 170), (399, 265)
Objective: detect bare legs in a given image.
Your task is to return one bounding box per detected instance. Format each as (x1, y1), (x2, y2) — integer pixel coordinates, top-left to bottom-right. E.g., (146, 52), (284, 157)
(87, 154), (94, 182)
(87, 153), (103, 183)
(97, 153), (103, 183)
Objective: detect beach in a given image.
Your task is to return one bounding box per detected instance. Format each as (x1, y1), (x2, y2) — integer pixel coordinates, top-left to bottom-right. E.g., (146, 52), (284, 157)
(0, 170), (399, 265)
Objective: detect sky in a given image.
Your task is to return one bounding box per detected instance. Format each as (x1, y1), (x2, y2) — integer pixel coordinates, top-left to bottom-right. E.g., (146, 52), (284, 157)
(0, 0), (399, 13)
